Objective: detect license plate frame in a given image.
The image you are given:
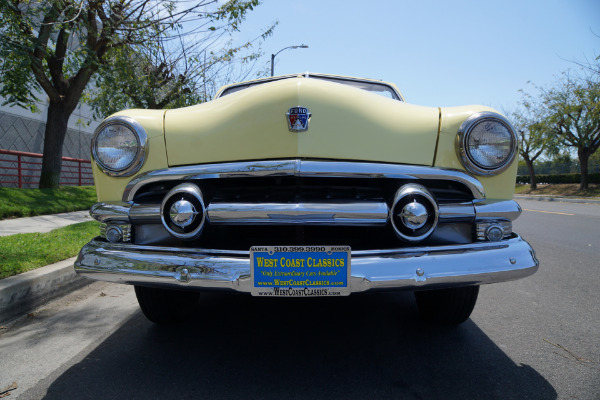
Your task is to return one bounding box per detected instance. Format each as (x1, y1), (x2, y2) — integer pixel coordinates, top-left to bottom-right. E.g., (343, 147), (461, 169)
(250, 246), (351, 297)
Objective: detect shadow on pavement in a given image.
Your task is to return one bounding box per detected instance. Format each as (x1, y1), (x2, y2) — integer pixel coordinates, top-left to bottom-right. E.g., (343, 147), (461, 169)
(35, 291), (556, 399)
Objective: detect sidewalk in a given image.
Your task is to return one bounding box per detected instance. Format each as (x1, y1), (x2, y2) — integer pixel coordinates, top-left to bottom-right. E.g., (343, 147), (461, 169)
(0, 210), (91, 236)
(0, 211), (93, 323)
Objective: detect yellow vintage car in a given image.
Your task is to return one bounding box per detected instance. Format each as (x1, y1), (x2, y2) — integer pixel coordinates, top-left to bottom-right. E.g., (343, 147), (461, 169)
(75, 73), (538, 324)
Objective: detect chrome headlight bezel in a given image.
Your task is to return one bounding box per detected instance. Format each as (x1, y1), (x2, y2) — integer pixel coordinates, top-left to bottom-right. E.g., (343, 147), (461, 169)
(91, 116), (148, 177)
(457, 112), (518, 176)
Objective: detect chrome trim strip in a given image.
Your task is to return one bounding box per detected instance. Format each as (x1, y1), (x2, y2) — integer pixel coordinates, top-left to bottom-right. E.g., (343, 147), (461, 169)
(75, 235), (538, 293)
(207, 201), (388, 226)
(92, 200), (483, 226)
(129, 204), (161, 223)
(122, 160), (486, 201)
(90, 202), (132, 224)
(90, 199), (518, 229)
(474, 200), (522, 221)
(438, 203), (475, 222)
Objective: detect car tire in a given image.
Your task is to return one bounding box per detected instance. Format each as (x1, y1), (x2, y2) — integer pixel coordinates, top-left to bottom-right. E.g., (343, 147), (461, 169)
(414, 285), (479, 325)
(134, 286), (199, 324)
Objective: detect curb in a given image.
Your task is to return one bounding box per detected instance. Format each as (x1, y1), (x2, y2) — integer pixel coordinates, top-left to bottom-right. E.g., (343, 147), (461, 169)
(0, 257), (90, 324)
(514, 195), (600, 204)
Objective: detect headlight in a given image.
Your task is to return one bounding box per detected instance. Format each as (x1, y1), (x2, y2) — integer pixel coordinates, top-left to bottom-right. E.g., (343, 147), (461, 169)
(457, 112), (517, 175)
(92, 116), (148, 177)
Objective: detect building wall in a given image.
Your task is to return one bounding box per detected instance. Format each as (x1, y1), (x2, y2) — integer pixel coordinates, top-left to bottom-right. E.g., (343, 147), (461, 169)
(0, 111), (92, 160)
(0, 96), (100, 187)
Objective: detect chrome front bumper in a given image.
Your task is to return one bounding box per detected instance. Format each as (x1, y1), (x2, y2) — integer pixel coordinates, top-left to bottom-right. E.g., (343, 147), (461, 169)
(75, 235), (538, 293)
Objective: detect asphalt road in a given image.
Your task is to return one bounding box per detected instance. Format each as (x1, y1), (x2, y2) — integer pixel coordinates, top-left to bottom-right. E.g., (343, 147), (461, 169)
(0, 199), (598, 399)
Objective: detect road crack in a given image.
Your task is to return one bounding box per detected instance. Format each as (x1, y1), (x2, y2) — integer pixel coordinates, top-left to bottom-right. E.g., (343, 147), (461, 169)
(0, 382), (17, 398)
(543, 338), (599, 370)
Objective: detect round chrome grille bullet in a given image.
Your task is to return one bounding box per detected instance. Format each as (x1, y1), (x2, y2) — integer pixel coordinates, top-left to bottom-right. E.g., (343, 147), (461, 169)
(161, 183), (206, 240)
(390, 184), (439, 242)
(169, 199), (198, 228)
(400, 200), (428, 230)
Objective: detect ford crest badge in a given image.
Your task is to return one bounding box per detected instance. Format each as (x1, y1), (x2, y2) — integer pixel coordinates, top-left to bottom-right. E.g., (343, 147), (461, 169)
(286, 106), (311, 132)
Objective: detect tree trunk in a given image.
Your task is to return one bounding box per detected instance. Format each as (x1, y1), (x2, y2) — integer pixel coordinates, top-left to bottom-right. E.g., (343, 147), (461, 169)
(578, 148), (590, 190)
(525, 158), (537, 190)
(39, 101), (71, 188)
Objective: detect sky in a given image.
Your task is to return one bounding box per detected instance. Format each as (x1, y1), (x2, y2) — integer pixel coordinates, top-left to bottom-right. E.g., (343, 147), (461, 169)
(231, 0), (600, 112)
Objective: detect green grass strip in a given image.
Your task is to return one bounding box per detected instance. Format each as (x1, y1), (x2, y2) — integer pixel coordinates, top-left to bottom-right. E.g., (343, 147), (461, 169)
(0, 221), (99, 279)
(0, 186), (97, 220)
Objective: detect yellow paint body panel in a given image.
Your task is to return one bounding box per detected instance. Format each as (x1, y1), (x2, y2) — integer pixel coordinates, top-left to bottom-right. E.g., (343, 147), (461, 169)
(164, 78), (439, 167)
(91, 76), (518, 203)
(93, 109), (168, 202)
(435, 106), (517, 201)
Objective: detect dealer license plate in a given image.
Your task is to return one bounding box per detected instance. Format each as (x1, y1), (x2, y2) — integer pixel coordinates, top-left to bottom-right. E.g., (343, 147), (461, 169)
(250, 246), (351, 297)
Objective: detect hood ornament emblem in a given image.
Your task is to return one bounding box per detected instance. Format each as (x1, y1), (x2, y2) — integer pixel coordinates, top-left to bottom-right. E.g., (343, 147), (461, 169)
(286, 106), (311, 132)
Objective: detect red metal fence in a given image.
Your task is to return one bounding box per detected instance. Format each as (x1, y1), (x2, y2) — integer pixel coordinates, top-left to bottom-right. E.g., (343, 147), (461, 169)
(0, 149), (94, 188)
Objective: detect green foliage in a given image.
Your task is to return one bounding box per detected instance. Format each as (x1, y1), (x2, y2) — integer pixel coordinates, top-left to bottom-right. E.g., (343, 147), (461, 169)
(85, 1), (276, 118)
(517, 152), (600, 175)
(0, 1), (109, 109)
(516, 173), (600, 185)
(0, 186), (97, 220)
(540, 74), (600, 189)
(0, 3), (40, 111)
(0, 221), (98, 279)
(86, 40), (256, 117)
(211, 0), (261, 31)
(511, 44), (600, 190)
(510, 87), (555, 165)
(0, 0), (271, 112)
(590, 147), (600, 167)
(0, 0), (273, 187)
(87, 45), (201, 116)
(543, 77), (600, 151)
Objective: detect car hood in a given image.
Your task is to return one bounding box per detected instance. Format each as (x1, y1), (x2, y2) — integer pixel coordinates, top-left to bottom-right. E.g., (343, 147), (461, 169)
(164, 77), (440, 167)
